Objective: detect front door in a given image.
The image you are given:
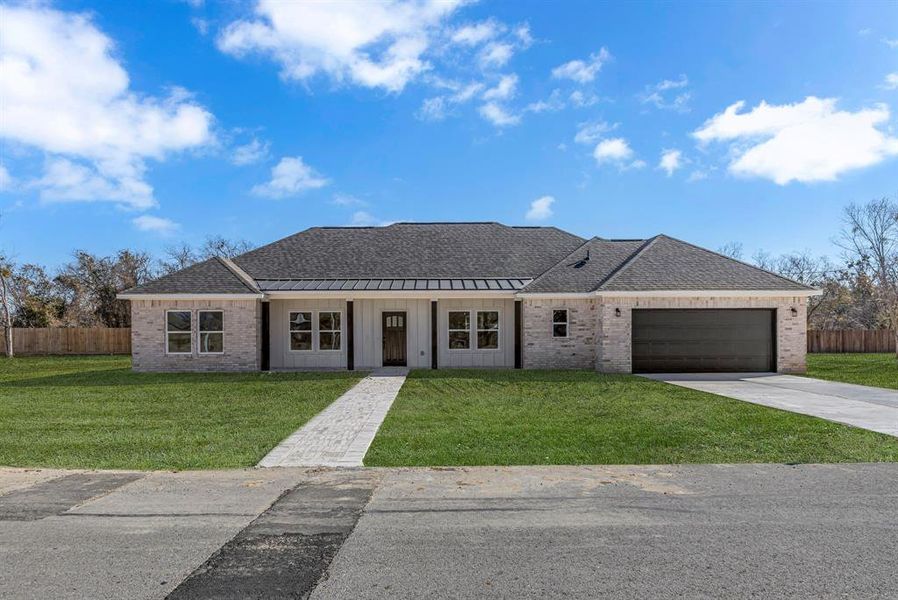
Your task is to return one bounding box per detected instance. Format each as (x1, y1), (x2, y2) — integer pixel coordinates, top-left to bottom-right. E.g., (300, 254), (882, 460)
(382, 311), (407, 366)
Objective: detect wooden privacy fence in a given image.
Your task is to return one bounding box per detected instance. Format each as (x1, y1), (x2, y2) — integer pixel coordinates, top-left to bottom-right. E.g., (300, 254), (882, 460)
(0, 327), (131, 356)
(808, 330), (896, 354)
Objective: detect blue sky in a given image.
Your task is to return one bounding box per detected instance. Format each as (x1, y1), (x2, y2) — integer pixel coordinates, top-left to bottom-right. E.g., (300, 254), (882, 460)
(1, 0), (897, 269)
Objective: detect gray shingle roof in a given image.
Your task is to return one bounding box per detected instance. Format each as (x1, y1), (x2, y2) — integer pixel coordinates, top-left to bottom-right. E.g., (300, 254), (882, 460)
(595, 235), (813, 292)
(123, 257), (259, 295)
(522, 238), (647, 293)
(122, 225), (815, 296)
(233, 223), (585, 279)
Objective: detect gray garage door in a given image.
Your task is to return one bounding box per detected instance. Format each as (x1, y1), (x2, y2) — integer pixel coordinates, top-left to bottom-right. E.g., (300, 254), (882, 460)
(632, 309), (775, 373)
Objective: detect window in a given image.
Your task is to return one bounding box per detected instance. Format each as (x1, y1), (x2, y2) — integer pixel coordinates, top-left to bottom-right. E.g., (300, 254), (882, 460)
(319, 311), (342, 351)
(289, 311), (312, 351)
(198, 310), (223, 354)
(166, 310), (192, 354)
(448, 311), (470, 349)
(552, 309), (568, 338)
(476, 311), (499, 349)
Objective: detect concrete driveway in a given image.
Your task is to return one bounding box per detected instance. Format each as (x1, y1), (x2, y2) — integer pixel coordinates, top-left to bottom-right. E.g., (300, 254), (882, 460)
(2, 464), (898, 599)
(642, 373), (898, 437)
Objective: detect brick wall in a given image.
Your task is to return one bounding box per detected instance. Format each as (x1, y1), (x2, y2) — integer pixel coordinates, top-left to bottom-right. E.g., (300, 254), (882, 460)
(521, 298), (598, 369)
(130, 298), (261, 372)
(596, 296), (808, 374)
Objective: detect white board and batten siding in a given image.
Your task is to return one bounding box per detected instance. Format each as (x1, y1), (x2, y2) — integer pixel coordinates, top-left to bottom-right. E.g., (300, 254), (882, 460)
(354, 298), (431, 369)
(437, 298), (515, 368)
(268, 297), (515, 369)
(269, 299), (348, 369)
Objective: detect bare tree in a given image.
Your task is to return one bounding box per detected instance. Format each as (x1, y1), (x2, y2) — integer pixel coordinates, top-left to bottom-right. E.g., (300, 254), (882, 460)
(56, 249), (155, 327)
(837, 197), (898, 357)
(718, 241), (744, 260)
(158, 243), (199, 276)
(200, 236), (254, 259)
(158, 237), (254, 275)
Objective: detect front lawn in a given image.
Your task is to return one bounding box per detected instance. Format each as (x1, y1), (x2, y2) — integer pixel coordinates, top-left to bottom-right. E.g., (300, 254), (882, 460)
(0, 356), (362, 470)
(365, 369), (898, 466)
(806, 353), (898, 390)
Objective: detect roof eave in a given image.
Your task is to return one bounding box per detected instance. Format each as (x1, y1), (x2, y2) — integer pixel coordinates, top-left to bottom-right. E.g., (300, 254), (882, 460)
(595, 289), (822, 297)
(117, 292), (265, 301)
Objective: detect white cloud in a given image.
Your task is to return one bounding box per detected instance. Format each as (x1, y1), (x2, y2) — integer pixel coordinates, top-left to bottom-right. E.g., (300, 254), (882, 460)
(526, 89), (564, 113)
(416, 80), (484, 121)
(482, 74), (518, 101)
(251, 156), (329, 198)
(686, 170), (708, 183)
(883, 38), (898, 48)
(639, 75), (690, 112)
(132, 214), (179, 234)
(574, 121), (614, 145)
(551, 47), (610, 83)
(191, 17), (209, 36)
(33, 158), (153, 204)
(478, 102), (520, 127)
(694, 96), (898, 184)
(478, 41), (513, 68)
(217, 0), (462, 93)
(417, 96), (450, 121)
(593, 138), (633, 162)
(231, 138), (270, 165)
(452, 81), (485, 102)
(0, 5), (214, 210)
(882, 72), (898, 90)
(350, 210), (392, 226)
(451, 20), (500, 46)
(525, 195), (554, 221)
(331, 192), (365, 206)
(513, 24), (533, 47)
(658, 149), (683, 176)
(569, 90), (598, 107)
(593, 138), (643, 170)
(0, 165), (12, 191)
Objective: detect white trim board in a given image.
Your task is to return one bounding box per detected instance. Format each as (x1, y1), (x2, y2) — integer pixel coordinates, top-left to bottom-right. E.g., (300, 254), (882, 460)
(118, 293), (264, 300)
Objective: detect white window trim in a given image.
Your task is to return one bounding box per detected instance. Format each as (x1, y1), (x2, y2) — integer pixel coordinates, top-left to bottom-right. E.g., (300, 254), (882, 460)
(287, 310), (314, 353)
(197, 310), (224, 355)
(447, 310), (472, 351)
(552, 308), (569, 338)
(317, 310), (344, 353)
(475, 309), (501, 351)
(165, 309), (193, 355)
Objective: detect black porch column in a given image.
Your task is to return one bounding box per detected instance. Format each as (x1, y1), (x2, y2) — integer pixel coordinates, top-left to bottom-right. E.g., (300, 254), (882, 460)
(347, 300), (354, 371)
(514, 299), (522, 369)
(431, 300), (438, 369)
(261, 301), (270, 371)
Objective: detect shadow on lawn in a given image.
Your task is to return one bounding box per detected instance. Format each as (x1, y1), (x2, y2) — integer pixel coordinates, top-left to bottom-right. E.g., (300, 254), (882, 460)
(4, 368), (362, 388)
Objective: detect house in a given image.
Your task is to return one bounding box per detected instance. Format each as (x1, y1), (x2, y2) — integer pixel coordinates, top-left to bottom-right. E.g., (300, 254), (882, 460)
(118, 222), (818, 373)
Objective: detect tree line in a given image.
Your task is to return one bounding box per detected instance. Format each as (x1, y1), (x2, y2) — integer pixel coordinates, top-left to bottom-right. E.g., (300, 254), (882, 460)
(1, 196), (896, 342)
(716, 197), (897, 340)
(0, 236), (254, 330)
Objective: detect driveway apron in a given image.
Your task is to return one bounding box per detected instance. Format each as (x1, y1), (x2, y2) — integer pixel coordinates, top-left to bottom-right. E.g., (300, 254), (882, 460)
(643, 373), (898, 437)
(259, 368), (409, 468)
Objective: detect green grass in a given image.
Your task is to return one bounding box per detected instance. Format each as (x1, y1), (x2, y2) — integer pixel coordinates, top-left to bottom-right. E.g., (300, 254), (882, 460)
(806, 353), (898, 390)
(0, 356), (362, 470)
(365, 369), (898, 466)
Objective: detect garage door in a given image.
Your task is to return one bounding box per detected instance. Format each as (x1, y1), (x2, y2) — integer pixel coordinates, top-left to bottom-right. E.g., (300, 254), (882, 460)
(632, 309), (775, 373)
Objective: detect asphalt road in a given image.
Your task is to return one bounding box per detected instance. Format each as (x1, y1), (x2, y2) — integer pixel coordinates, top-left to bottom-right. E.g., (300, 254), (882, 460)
(1, 464), (897, 599)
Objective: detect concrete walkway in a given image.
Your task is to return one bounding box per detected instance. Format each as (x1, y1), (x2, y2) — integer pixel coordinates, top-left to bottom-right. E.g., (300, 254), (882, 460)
(259, 368), (409, 468)
(643, 373), (898, 437)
